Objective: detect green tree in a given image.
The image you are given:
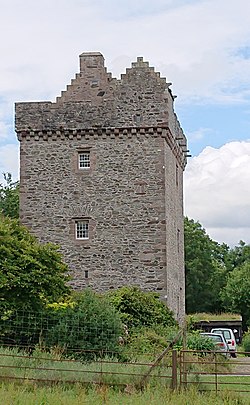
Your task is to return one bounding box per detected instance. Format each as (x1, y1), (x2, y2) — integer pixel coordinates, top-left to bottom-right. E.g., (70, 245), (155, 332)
(184, 217), (227, 314)
(107, 286), (176, 329)
(0, 216), (71, 313)
(45, 290), (123, 360)
(222, 261), (250, 329)
(225, 240), (250, 272)
(0, 173), (19, 219)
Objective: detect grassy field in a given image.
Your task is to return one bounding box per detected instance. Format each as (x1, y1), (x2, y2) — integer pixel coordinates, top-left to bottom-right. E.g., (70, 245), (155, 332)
(1, 346), (249, 403)
(193, 375), (250, 394)
(0, 345), (172, 388)
(0, 383), (249, 405)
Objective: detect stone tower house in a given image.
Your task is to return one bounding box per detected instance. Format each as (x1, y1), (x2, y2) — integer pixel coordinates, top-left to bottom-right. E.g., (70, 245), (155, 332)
(15, 52), (188, 323)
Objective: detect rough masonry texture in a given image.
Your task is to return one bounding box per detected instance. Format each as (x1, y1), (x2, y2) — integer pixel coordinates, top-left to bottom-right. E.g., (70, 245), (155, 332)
(15, 52), (188, 324)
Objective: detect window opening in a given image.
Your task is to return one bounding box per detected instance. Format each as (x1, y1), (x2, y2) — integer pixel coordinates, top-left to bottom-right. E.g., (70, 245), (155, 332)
(75, 220), (89, 239)
(78, 152), (90, 169)
(176, 164), (179, 186)
(177, 229), (180, 253)
(91, 79), (99, 87)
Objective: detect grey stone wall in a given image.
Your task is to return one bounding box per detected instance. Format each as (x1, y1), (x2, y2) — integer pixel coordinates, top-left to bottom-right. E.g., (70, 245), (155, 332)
(15, 52), (187, 324)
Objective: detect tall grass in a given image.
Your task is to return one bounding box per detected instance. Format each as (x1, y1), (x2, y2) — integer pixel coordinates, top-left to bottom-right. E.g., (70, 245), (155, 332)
(0, 346), (171, 387)
(0, 383), (248, 405)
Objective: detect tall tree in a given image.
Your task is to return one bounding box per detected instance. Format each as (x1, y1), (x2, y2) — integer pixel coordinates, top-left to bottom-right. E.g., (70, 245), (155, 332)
(221, 261), (250, 329)
(0, 216), (71, 313)
(225, 240), (250, 272)
(184, 217), (227, 314)
(0, 173), (19, 219)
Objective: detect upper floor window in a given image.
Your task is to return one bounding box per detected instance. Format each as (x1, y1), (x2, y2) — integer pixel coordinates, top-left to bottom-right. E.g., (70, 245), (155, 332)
(176, 164), (179, 187)
(177, 229), (180, 253)
(78, 151), (90, 169)
(91, 79), (99, 88)
(75, 220), (89, 240)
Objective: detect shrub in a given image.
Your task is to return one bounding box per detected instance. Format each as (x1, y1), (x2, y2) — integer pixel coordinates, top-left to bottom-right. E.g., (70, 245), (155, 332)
(106, 286), (177, 329)
(126, 326), (173, 355)
(0, 215), (70, 314)
(0, 308), (53, 349)
(44, 289), (123, 360)
(131, 329), (217, 353)
(187, 331), (216, 352)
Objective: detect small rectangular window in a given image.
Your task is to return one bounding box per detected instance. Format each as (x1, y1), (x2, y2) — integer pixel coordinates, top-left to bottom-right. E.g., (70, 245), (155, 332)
(91, 79), (99, 87)
(177, 229), (180, 253)
(176, 164), (179, 186)
(78, 152), (90, 169)
(75, 220), (89, 239)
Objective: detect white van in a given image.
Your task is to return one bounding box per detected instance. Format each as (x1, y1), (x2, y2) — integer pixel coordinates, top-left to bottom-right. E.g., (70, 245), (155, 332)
(211, 328), (237, 357)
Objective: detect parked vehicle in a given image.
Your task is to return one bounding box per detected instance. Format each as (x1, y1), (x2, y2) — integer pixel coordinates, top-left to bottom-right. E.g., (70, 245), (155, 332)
(200, 332), (230, 357)
(211, 328), (237, 357)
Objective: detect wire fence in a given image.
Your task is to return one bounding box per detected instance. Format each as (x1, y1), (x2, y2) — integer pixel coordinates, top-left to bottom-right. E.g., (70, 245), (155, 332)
(0, 309), (122, 358)
(0, 310), (174, 388)
(0, 348), (173, 388)
(179, 349), (250, 394)
(1, 311), (250, 394)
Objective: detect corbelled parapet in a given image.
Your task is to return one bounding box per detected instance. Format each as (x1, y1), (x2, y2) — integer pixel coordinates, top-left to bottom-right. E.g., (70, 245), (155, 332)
(15, 52), (188, 167)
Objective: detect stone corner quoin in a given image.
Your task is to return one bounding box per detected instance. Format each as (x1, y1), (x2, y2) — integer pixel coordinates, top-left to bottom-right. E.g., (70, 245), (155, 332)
(15, 51), (189, 325)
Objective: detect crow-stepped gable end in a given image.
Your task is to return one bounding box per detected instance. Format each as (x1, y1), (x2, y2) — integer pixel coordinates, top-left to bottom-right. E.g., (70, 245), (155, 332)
(15, 52), (188, 324)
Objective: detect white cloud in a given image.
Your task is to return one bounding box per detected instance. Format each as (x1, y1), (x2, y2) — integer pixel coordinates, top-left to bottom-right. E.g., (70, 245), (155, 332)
(184, 141), (250, 246)
(187, 127), (213, 142)
(1, 0), (250, 104)
(0, 121), (12, 140)
(0, 144), (19, 181)
(0, 0), (250, 248)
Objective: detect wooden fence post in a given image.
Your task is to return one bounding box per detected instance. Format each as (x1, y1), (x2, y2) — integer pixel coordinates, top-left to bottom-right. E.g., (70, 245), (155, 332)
(171, 349), (178, 390)
(139, 329), (183, 389)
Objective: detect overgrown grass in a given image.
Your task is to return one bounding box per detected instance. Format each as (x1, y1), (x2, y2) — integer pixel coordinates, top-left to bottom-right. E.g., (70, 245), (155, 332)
(0, 345), (249, 403)
(195, 375), (250, 395)
(188, 313), (242, 322)
(181, 351), (232, 374)
(0, 346), (171, 387)
(0, 383), (249, 404)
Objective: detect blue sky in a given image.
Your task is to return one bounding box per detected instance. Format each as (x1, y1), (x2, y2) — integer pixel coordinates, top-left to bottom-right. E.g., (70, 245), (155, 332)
(177, 103), (250, 156)
(0, 0), (250, 246)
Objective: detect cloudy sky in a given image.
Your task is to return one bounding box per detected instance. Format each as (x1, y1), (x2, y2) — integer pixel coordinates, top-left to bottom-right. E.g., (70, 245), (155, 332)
(1, 0), (250, 247)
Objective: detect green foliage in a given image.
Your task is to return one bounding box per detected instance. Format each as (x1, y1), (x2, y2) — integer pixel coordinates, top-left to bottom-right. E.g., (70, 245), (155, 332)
(44, 290), (123, 360)
(0, 309), (50, 348)
(184, 217), (250, 326)
(242, 329), (250, 354)
(184, 217), (228, 314)
(126, 327), (216, 355)
(187, 332), (216, 352)
(225, 240), (250, 272)
(222, 261), (250, 329)
(186, 314), (200, 331)
(126, 325), (179, 356)
(0, 216), (71, 313)
(106, 286), (177, 329)
(187, 313), (242, 322)
(0, 173), (19, 219)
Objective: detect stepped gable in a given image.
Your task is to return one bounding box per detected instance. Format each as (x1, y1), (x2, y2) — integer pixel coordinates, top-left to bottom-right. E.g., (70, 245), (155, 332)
(56, 52), (116, 105)
(15, 53), (182, 132)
